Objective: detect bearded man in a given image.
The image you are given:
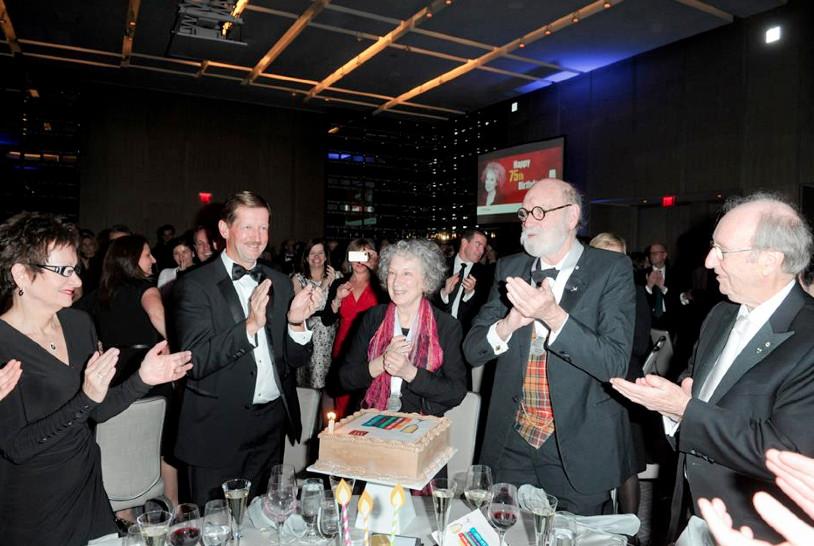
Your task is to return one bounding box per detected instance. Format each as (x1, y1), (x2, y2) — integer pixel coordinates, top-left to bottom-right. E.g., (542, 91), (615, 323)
(463, 179), (637, 515)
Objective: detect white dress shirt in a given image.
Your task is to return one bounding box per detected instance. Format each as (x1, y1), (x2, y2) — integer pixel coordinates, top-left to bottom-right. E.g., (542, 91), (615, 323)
(486, 241), (584, 354)
(220, 252), (312, 404)
(440, 254), (476, 318)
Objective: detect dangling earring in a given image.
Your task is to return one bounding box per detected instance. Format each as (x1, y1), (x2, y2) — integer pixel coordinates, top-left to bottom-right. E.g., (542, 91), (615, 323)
(17, 288), (24, 296)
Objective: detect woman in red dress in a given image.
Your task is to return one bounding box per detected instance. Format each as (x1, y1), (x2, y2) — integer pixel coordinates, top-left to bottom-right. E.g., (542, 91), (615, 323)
(323, 239), (386, 417)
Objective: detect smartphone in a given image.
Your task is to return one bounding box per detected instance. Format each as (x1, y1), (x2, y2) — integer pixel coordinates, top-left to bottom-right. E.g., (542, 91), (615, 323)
(348, 251), (369, 263)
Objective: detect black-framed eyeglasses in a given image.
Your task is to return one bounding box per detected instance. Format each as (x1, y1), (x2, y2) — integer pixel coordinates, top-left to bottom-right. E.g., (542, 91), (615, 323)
(33, 264), (80, 277)
(516, 203), (573, 222)
(709, 241), (753, 261)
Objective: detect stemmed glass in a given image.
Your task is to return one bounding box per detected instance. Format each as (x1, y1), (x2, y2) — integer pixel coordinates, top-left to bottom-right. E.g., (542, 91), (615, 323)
(221, 478), (250, 546)
(169, 503), (201, 546)
(487, 483), (520, 546)
(300, 478), (325, 542)
(201, 501), (230, 546)
(530, 494), (558, 546)
(463, 465), (493, 512)
(317, 491), (340, 545)
(270, 464), (297, 489)
(265, 473), (298, 546)
(430, 478), (457, 546)
(137, 509), (172, 546)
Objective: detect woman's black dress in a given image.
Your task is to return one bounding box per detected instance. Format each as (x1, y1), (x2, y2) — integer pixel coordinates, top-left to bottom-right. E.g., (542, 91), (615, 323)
(0, 309), (151, 546)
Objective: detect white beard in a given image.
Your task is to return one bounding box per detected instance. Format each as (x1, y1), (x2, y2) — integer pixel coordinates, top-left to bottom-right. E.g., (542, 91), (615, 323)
(521, 224), (569, 258)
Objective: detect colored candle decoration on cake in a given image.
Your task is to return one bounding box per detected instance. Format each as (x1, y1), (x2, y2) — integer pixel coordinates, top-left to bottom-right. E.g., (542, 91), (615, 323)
(389, 484), (405, 545)
(358, 490), (373, 546)
(336, 479), (352, 546)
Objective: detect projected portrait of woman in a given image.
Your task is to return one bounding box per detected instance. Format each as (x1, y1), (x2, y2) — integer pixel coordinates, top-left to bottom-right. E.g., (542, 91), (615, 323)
(479, 161), (507, 206)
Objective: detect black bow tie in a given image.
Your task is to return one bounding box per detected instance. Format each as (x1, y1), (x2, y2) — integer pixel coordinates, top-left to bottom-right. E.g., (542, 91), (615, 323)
(531, 267), (559, 287)
(232, 263), (264, 282)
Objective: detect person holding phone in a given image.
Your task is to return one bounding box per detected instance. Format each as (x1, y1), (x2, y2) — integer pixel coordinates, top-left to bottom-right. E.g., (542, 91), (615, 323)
(323, 239), (386, 417)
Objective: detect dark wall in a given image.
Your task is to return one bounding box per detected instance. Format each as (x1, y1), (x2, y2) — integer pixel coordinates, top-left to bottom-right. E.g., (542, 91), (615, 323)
(467, 0), (812, 258)
(79, 87), (325, 245)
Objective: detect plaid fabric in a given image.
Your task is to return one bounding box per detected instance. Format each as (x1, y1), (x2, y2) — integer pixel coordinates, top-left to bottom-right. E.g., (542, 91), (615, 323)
(514, 330), (555, 448)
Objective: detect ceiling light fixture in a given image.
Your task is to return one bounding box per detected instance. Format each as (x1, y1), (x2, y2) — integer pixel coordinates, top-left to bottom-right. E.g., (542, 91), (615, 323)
(222, 0), (249, 36)
(518, 41), (525, 48)
(572, 12), (580, 23)
(603, 1), (611, 8)
(544, 26), (552, 36)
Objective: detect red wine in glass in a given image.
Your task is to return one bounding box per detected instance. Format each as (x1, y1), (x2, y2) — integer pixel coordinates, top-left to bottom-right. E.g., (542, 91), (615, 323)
(169, 526), (201, 546)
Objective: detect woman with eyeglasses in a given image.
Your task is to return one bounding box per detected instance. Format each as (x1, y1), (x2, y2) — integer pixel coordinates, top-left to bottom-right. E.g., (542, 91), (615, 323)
(0, 212), (191, 546)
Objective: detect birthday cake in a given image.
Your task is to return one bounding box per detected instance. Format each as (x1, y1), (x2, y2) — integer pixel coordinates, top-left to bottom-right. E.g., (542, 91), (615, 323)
(316, 409), (451, 483)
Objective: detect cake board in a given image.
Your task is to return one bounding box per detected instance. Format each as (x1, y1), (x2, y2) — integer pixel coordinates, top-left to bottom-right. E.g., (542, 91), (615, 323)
(308, 447), (455, 534)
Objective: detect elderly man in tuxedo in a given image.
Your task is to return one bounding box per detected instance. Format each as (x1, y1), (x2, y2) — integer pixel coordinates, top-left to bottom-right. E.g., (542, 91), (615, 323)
(173, 191), (321, 506)
(464, 179), (636, 515)
(611, 193), (814, 542)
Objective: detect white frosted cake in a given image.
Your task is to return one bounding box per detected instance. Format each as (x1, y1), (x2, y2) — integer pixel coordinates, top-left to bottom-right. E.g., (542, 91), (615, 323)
(317, 409), (451, 482)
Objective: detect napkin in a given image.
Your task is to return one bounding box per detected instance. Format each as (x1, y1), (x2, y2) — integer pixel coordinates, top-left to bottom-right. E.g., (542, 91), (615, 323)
(246, 496), (307, 538)
(87, 532), (122, 546)
(431, 507), (499, 546)
(675, 515), (715, 546)
(518, 484), (554, 514)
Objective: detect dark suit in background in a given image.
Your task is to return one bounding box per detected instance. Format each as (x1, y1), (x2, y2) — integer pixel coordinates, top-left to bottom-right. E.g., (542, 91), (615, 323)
(437, 260), (493, 334)
(173, 254), (311, 505)
(464, 245), (636, 514)
(669, 284), (814, 540)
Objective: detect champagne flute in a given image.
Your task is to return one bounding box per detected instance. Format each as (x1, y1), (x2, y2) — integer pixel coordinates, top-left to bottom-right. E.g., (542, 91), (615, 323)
(317, 492), (340, 544)
(138, 509), (172, 546)
(463, 465), (493, 511)
(300, 478), (325, 542)
(201, 501), (230, 546)
(265, 474), (297, 546)
(430, 478), (457, 546)
(221, 478), (250, 546)
(487, 483), (519, 546)
(169, 503), (201, 546)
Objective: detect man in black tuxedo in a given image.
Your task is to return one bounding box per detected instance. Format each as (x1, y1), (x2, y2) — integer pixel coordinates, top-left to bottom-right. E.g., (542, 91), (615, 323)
(173, 191), (320, 506)
(642, 242), (680, 331)
(437, 229), (491, 333)
(464, 179), (636, 515)
(612, 193), (814, 542)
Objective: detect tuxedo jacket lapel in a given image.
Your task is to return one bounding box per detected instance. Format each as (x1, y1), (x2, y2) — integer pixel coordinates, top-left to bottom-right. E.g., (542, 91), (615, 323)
(217, 274), (246, 326)
(558, 262), (587, 312)
(692, 306), (738, 396)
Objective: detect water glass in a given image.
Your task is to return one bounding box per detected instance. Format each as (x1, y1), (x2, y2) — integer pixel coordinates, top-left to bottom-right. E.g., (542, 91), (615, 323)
(487, 483), (519, 546)
(530, 494), (558, 546)
(430, 478), (457, 546)
(137, 509), (172, 546)
(551, 515), (577, 546)
(124, 525), (144, 546)
(201, 501), (230, 546)
(317, 492), (340, 543)
(463, 465), (493, 511)
(221, 478), (251, 545)
(300, 478), (325, 541)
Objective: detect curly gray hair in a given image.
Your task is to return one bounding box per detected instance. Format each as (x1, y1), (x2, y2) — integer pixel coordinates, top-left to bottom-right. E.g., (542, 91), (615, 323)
(377, 239), (447, 296)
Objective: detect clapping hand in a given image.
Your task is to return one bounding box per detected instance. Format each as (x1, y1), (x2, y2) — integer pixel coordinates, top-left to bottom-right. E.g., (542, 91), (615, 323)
(609, 375), (692, 421)
(138, 341), (193, 385)
(462, 274), (477, 295)
(383, 336), (416, 381)
(441, 274), (460, 298)
(247, 279), (272, 336)
(82, 348), (120, 403)
(0, 359), (23, 401)
(288, 284), (322, 326)
(325, 265), (337, 286)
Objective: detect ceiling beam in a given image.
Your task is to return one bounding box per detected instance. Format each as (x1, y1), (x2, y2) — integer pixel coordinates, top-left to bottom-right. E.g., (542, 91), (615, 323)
(373, 0), (622, 115)
(244, 0), (331, 84)
(121, 0), (142, 66)
(305, 0), (449, 101)
(673, 0), (733, 22)
(0, 0), (21, 55)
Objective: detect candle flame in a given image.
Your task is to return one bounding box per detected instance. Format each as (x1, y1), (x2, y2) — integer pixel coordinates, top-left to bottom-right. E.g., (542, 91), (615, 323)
(389, 484), (406, 508)
(358, 490), (373, 515)
(336, 478), (352, 505)
(327, 411), (336, 420)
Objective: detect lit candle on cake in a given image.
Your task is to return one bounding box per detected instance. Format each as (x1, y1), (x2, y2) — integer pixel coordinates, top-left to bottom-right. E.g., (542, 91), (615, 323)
(358, 490), (373, 546)
(336, 479), (352, 546)
(389, 484), (405, 545)
(327, 411), (336, 433)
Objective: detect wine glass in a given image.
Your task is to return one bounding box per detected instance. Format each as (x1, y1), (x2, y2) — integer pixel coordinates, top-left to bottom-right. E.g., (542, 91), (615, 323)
(300, 478), (325, 542)
(463, 465), (493, 512)
(269, 463), (297, 490)
(221, 478), (250, 546)
(265, 474), (298, 546)
(317, 491), (340, 544)
(137, 509), (172, 546)
(487, 483), (520, 546)
(201, 501), (230, 546)
(430, 478), (457, 546)
(169, 503), (201, 546)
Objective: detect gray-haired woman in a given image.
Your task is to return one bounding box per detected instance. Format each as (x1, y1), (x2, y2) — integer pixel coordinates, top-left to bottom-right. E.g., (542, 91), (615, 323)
(338, 239), (466, 416)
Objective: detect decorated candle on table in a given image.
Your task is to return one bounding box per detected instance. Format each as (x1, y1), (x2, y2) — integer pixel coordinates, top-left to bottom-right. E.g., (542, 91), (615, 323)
(358, 490), (373, 546)
(389, 484), (405, 546)
(336, 478), (353, 546)
(327, 411), (336, 433)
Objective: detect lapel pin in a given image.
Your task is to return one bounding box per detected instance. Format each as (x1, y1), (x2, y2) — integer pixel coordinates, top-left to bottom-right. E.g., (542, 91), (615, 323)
(765, 342), (771, 347)
(756, 347), (762, 353)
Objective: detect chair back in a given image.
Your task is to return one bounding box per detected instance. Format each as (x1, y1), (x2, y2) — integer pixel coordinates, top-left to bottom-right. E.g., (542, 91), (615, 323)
(283, 387), (321, 475)
(96, 396), (166, 512)
(445, 391), (481, 481)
